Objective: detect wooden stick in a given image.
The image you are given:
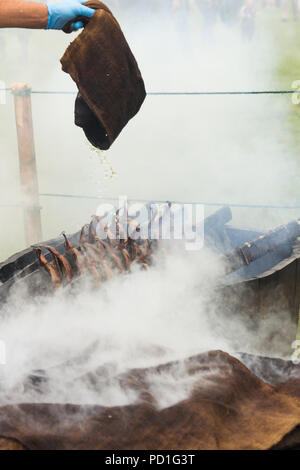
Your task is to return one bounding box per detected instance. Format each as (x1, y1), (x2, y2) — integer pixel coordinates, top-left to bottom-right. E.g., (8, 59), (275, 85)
(12, 83), (42, 246)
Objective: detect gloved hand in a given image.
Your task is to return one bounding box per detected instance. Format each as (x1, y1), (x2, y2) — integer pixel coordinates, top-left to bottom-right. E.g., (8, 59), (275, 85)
(46, 0), (95, 32)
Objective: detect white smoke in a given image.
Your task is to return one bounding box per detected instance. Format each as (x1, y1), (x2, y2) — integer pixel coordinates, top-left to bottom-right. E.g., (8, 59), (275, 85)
(0, 247), (227, 406)
(0, 242), (296, 408)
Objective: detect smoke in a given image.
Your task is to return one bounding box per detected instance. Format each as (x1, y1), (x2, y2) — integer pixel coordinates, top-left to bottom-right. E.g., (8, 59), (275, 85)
(0, 242), (296, 408)
(0, 2), (298, 410)
(0, 247), (223, 406)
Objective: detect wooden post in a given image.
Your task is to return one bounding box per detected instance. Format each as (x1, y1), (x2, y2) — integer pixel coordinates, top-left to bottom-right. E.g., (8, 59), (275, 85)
(11, 83), (42, 246)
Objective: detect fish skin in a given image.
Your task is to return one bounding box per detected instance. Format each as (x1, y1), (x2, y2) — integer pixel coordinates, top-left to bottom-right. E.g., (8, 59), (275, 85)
(36, 248), (61, 290)
(40, 245), (73, 283)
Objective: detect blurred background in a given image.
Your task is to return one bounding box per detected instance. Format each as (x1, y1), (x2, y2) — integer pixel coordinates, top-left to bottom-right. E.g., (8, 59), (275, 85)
(1, 0), (300, 261)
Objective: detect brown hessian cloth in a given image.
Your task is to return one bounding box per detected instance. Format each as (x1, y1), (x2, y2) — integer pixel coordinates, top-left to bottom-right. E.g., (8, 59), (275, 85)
(61, 1), (146, 150)
(1, 351), (300, 450)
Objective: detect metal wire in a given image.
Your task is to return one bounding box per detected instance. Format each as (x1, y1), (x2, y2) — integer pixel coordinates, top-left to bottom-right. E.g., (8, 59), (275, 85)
(2, 194), (300, 210)
(0, 88), (295, 96)
(148, 91), (295, 96)
(38, 193), (300, 210)
(0, 203), (41, 208)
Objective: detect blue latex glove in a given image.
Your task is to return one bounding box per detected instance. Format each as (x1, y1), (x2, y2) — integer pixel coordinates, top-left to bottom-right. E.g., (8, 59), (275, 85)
(46, 0), (95, 31)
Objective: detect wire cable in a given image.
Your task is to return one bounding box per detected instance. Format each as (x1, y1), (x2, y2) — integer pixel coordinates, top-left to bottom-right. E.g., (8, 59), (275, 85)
(0, 88), (296, 96)
(38, 193), (300, 210)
